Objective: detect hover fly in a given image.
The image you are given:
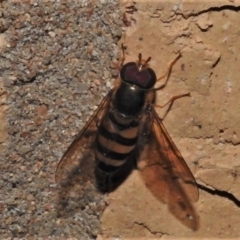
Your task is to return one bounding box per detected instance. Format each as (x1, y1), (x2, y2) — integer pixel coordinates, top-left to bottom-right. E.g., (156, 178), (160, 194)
(56, 45), (199, 230)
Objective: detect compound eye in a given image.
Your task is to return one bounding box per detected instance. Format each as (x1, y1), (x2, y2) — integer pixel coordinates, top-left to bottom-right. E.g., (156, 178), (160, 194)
(120, 62), (156, 89)
(136, 70), (154, 88)
(121, 62), (138, 82)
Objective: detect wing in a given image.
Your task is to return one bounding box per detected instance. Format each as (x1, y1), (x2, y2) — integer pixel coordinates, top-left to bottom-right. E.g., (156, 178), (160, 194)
(139, 107), (199, 230)
(152, 107), (199, 201)
(55, 90), (113, 186)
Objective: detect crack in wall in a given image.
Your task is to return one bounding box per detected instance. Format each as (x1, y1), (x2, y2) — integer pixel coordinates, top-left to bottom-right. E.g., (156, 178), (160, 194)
(133, 221), (169, 237)
(178, 5), (240, 19)
(185, 135), (240, 146)
(197, 182), (240, 207)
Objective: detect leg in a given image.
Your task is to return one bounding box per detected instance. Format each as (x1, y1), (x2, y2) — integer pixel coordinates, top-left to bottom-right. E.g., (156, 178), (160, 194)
(118, 44), (126, 69)
(154, 53), (182, 91)
(154, 92), (190, 120)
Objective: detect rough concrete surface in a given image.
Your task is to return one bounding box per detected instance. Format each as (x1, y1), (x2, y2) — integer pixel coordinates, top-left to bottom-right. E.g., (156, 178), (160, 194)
(99, 1), (240, 239)
(0, 0), (122, 238)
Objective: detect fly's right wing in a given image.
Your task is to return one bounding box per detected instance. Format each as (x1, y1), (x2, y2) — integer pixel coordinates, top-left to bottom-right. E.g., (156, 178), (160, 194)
(138, 106), (199, 230)
(55, 90), (113, 186)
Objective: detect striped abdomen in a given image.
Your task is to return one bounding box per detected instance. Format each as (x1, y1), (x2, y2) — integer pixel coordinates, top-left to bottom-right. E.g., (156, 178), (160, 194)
(94, 81), (148, 192)
(95, 110), (139, 174)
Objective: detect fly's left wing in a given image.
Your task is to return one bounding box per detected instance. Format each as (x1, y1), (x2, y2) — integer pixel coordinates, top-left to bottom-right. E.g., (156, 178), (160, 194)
(55, 90), (113, 186)
(139, 107), (199, 230)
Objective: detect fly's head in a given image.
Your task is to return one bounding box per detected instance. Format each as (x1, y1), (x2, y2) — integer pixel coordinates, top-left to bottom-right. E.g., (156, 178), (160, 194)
(120, 53), (157, 89)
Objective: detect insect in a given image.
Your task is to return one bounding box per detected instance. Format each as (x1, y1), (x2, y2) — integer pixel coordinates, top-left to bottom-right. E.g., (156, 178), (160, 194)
(56, 45), (199, 230)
